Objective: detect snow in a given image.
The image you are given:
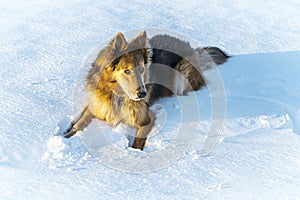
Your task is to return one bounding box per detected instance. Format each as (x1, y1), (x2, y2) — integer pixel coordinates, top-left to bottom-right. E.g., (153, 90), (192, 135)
(1, 0), (300, 199)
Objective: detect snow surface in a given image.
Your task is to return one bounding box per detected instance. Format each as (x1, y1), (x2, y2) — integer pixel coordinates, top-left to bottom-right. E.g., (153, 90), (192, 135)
(1, 0), (300, 199)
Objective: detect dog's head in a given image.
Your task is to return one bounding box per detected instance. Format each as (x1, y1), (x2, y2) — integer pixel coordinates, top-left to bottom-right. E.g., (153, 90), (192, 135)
(107, 31), (151, 101)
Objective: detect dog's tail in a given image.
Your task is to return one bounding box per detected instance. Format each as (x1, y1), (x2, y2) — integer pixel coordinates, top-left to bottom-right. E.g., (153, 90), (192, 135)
(63, 105), (94, 138)
(196, 46), (230, 70)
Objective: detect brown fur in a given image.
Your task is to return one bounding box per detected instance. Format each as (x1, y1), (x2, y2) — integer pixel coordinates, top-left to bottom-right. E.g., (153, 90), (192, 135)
(63, 31), (229, 150)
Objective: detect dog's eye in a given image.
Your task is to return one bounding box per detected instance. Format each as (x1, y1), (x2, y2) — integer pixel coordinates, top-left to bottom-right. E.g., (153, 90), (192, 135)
(140, 67), (144, 73)
(124, 70), (130, 75)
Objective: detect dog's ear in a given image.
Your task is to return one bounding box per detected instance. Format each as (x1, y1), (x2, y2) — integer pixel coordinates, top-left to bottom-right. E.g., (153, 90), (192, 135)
(111, 32), (127, 55)
(128, 31), (148, 50)
(110, 32), (127, 69)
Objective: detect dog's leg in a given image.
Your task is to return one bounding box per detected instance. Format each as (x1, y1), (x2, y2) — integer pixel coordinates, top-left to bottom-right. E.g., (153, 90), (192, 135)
(64, 106), (94, 138)
(132, 110), (155, 150)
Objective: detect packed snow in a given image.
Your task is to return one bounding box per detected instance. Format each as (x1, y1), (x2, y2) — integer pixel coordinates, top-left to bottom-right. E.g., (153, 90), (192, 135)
(1, 0), (300, 199)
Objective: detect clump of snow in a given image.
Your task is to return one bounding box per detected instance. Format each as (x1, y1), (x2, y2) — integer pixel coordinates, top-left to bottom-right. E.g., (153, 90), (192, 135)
(43, 136), (66, 161)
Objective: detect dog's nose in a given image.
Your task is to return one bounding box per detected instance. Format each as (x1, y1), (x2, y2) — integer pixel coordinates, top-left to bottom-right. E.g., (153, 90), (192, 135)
(137, 91), (147, 99)
(137, 86), (147, 99)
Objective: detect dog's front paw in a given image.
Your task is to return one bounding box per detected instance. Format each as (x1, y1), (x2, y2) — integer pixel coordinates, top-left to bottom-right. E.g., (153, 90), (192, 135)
(132, 137), (146, 150)
(63, 127), (77, 138)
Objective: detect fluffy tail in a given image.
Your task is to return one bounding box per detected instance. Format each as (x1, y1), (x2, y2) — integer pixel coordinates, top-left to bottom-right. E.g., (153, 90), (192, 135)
(196, 46), (230, 70)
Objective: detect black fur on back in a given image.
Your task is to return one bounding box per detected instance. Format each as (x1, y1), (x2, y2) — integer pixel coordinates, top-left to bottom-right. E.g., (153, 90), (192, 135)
(148, 35), (196, 100)
(149, 34), (194, 68)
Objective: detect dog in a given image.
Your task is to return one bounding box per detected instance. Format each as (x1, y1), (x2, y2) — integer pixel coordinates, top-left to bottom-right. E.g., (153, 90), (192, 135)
(63, 31), (229, 150)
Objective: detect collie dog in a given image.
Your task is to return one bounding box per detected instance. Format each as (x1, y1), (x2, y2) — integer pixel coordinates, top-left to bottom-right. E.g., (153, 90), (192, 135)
(63, 31), (228, 150)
